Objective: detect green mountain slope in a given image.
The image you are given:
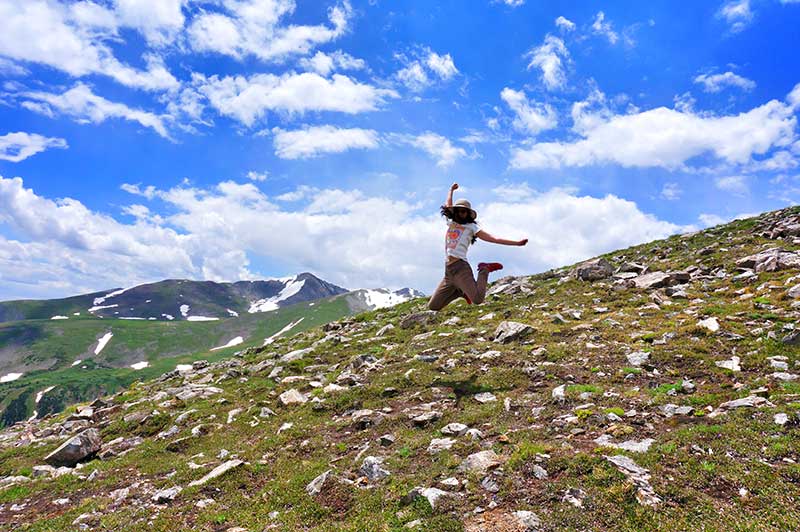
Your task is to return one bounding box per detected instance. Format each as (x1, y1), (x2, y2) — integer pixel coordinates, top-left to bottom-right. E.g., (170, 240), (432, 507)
(2, 207), (800, 531)
(0, 295), (353, 426)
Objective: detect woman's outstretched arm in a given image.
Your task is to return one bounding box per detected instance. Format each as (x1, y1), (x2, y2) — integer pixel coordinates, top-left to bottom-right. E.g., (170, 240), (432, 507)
(446, 182), (458, 208)
(476, 230), (528, 246)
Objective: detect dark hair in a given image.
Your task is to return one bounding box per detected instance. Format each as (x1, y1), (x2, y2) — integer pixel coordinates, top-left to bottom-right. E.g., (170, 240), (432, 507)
(441, 205), (478, 243)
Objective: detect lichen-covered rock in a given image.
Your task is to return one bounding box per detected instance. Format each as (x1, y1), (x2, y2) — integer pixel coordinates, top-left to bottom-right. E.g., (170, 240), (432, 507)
(493, 321), (534, 343)
(575, 258), (614, 281)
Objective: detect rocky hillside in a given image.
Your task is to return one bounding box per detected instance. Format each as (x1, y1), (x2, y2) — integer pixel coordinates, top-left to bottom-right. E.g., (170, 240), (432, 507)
(2, 207), (800, 531)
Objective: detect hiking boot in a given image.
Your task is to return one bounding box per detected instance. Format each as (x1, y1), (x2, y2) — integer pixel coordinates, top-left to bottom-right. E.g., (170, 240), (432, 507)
(478, 262), (503, 273)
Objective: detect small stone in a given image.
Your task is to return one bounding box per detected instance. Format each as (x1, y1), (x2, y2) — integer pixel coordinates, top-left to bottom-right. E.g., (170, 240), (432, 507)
(626, 351), (649, 367)
(493, 321), (534, 343)
(411, 411), (442, 426)
(188, 459), (244, 487)
(697, 317), (720, 333)
(151, 486), (182, 504)
(306, 470), (332, 496)
(715, 356), (741, 372)
(279, 389), (308, 406)
(459, 450), (502, 474)
(474, 392), (497, 404)
(360, 456), (390, 482)
(775, 413), (790, 426)
(378, 434), (396, 446)
(440, 423), (469, 436)
(428, 438), (456, 454)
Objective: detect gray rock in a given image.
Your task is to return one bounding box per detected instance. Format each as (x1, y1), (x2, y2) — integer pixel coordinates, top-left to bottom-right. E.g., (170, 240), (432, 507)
(493, 321), (534, 343)
(427, 438), (456, 454)
(360, 456), (390, 482)
(306, 470), (332, 496)
(188, 459), (244, 487)
(459, 450), (501, 474)
(474, 392), (497, 403)
(718, 395), (772, 410)
(575, 258), (614, 281)
(513, 510), (542, 531)
(736, 247), (800, 272)
(631, 272), (672, 289)
(400, 311), (437, 328)
(440, 423), (469, 436)
(151, 486), (182, 503)
(626, 351), (649, 367)
(604, 454), (661, 507)
(44, 428), (102, 467)
(279, 389), (308, 406)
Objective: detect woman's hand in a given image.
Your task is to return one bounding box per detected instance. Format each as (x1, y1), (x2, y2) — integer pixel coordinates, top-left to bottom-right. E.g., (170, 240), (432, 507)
(517, 238), (528, 246)
(450, 182), (459, 191)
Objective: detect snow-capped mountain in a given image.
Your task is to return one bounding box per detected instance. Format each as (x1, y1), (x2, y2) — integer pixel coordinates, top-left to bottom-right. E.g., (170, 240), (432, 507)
(0, 275), (425, 323)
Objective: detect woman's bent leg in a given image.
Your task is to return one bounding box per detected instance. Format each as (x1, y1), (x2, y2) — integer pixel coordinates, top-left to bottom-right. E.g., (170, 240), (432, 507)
(428, 274), (461, 311)
(451, 261), (489, 304)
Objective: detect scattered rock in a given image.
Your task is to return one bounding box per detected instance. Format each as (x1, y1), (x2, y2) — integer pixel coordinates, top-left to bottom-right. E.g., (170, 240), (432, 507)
(474, 392), (497, 404)
(604, 454), (661, 507)
(188, 459), (244, 487)
(575, 258), (614, 281)
(152, 486), (182, 504)
(697, 317), (720, 333)
(428, 438), (456, 454)
(459, 450), (502, 474)
(400, 311), (437, 328)
(44, 428), (102, 467)
(626, 351), (649, 367)
(715, 356), (741, 372)
(359, 456), (390, 482)
(279, 389), (308, 406)
(440, 423), (469, 436)
(493, 321), (534, 343)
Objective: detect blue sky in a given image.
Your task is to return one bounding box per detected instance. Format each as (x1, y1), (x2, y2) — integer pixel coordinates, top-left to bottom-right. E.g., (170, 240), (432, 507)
(1, 0), (799, 300)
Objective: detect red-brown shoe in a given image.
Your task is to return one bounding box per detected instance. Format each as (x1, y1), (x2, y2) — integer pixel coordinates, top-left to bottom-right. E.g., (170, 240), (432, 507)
(478, 262), (503, 273)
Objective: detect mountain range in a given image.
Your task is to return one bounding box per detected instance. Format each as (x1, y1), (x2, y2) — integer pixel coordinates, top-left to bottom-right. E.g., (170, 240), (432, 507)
(0, 274), (424, 426)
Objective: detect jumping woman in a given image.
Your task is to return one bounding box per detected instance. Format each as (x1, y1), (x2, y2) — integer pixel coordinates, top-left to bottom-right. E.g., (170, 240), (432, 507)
(428, 182), (528, 311)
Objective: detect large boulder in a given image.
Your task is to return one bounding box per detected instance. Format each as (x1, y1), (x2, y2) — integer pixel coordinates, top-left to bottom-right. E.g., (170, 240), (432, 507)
(736, 247), (800, 272)
(631, 272), (672, 289)
(575, 258), (614, 281)
(493, 321), (534, 343)
(44, 428), (102, 467)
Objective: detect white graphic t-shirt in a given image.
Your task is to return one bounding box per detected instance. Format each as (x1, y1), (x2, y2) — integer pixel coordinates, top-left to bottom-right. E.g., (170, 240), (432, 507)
(445, 219), (481, 261)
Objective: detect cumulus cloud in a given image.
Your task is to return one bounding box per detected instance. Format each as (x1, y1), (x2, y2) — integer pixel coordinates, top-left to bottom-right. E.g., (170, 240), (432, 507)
(246, 170), (268, 182)
(500, 88), (557, 135)
(0, 175), (691, 300)
(0, 132), (68, 162)
(21, 83), (170, 138)
(187, 0), (352, 62)
(510, 85), (799, 170)
(591, 11), (619, 44)
(299, 50), (366, 76)
(0, 0), (179, 91)
(555, 16), (576, 31)
(400, 132), (467, 167)
(114, 0), (185, 46)
(396, 48), (459, 92)
(195, 72), (398, 127)
(694, 71), (756, 93)
(718, 0), (753, 32)
(526, 35), (569, 91)
(272, 125), (379, 159)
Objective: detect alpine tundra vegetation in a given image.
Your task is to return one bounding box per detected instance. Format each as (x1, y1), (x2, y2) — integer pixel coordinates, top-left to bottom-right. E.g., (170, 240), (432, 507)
(2, 207), (800, 531)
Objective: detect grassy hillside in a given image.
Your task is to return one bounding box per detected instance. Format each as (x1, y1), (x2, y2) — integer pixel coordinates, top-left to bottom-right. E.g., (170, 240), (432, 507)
(0, 295), (352, 426)
(2, 207), (800, 531)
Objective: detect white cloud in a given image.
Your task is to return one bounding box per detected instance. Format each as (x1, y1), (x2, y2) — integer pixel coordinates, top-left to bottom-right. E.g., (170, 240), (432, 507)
(246, 171), (268, 182)
(492, 182), (537, 201)
(196, 72), (398, 127)
(0, 176), (691, 301)
(425, 52), (458, 80)
(714, 175), (749, 195)
(660, 182), (682, 200)
(694, 71), (756, 93)
(21, 83), (170, 138)
(555, 16), (576, 32)
(113, 0), (185, 46)
(591, 11), (619, 44)
(526, 35), (569, 91)
(401, 132), (467, 168)
(0, 0), (179, 91)
(500, 87), (557, 135)
(0, 132), (68, 162)
(272, 125), (379, 159)
(187, 0), (352, 62)
(121, 183), (157, 199)
(299, 50), (366, 76)
(510, 85), (799, 170)
(718, 0), (753, 32)
(396, 48), (459, 92)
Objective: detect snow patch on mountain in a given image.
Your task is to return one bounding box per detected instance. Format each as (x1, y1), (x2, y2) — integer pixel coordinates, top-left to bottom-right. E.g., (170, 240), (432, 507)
(211, 336), (244, 351)
(93, 288), (130, 307)
(94, 332), (113, 355)
(249, 277), (306, 313)
(88, 303), (118, 313)
(50, 315), (68, 320)
(130, 361), (149, 370)
(180, 304), (190, 317)
(264, 318), (305, 345)
(0, 372), (23, 383)
(187, 316), (219, 322)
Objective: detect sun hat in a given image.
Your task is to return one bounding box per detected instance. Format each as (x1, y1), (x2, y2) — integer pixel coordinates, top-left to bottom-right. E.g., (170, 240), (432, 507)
(453, 198), (477, 219)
